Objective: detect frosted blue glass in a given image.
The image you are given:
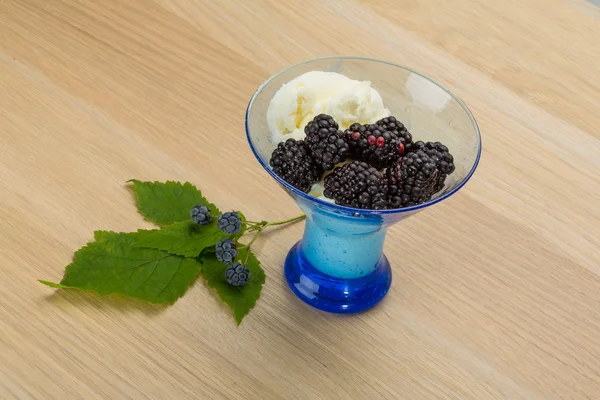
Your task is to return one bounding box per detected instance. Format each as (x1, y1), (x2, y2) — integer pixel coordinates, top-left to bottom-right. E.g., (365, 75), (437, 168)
(246, 57), (481, 314)
(301, 215), (386, 279)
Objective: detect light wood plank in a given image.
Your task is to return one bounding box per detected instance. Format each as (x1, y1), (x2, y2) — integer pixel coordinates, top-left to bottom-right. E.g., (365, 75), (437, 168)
(1, 0), (599, 398)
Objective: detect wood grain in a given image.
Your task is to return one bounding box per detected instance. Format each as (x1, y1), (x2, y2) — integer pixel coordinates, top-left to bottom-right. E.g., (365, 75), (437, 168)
(1, 0), (599, 398)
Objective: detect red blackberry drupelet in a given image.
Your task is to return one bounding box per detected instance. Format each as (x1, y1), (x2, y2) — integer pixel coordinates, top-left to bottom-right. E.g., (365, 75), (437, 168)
(344, 117), (412, 169)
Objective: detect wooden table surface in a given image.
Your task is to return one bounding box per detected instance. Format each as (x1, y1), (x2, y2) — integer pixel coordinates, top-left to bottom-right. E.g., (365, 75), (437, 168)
(1, 1), (599, 399)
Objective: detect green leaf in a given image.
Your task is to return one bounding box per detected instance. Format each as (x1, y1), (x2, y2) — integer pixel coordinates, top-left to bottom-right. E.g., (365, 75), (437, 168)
(38, 280), (65, 288)
(202, 247), (265, 324)
(132, 220), (229, 257)
(94, 230), (114, 243)
(40, 231), (203, 304)
(128, 180), (220, 226)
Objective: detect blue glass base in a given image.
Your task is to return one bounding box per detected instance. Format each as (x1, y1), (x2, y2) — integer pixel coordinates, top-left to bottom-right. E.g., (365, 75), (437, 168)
(284, 242), (392, 314)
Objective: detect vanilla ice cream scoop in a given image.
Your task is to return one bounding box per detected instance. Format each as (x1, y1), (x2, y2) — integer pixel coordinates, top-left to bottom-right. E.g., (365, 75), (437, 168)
(267, 71), (390, 142)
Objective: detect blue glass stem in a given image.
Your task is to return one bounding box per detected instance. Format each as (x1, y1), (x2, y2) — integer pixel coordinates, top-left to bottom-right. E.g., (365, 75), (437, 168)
(302, 212), (387, 279)
(284, 208), (392, 313)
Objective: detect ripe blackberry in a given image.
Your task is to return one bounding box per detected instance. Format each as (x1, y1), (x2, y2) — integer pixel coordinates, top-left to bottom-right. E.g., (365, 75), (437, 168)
(215, 238), (237, 264)
(375, 116), (413, 154)
(386, 151), (439, 208)
(217, 211), (242, 235)
(190, 205), (212, 225)
(411, 141), (455, 191)
(304, 114), (349, 171)
(269, 138), (322, 192)
(225, 262), (251, 287)
(323, 161), (387, 209)
(343, 119), (410, 169)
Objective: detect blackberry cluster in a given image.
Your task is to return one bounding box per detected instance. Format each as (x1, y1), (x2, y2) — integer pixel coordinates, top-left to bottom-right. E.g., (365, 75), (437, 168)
(304, 114), (349, 171)
(386, 151), (439, 208)
(270, 139), (322, 192)
(343, 118), (411, 169)
(190, 205), (212, 226)
(216, 238), (237, 264)
(323, 161), (387, 209)
(412, 141), (455, 192)
(217, 211), (242, 235)
(268, 112), (456, 210)
(226, 262), (251, 287)
(189, 206), (249, 287)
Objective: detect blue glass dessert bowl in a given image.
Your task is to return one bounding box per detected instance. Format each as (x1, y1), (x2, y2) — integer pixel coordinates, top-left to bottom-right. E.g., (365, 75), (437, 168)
(246, 57), (481, 314)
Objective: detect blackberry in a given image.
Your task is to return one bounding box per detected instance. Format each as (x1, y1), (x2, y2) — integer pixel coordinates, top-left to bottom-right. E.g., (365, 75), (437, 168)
(217, 211), (242, 235)
(304, 114), (349, 171)
(215, 238), (237, 264)
(323, 161), (387, 209)
(411, 141), (455, 192)
(190, 205), (212, 225)
(343, 119), (410, 169)
(225, 262), (251, 287)
(375, 116), (413, 154)
(269, 138), (322, 192)
(386, 151), (439, 208)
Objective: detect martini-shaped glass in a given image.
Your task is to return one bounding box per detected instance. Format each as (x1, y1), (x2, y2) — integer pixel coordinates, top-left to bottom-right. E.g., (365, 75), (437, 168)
(246, 57), (481, 314)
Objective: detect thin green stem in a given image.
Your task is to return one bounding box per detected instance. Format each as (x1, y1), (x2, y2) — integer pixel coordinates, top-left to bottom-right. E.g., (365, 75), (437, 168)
(246, 222), (266, 233)
(244, 230), (262, 263)
(246, 220), (267, 226)
(264, 214), (306, 228)
(238, 214), (305, 264)
(245, 230), (262, 249)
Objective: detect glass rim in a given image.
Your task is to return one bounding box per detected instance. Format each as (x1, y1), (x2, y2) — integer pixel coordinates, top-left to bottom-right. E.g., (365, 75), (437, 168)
(245, 55), (482, 215)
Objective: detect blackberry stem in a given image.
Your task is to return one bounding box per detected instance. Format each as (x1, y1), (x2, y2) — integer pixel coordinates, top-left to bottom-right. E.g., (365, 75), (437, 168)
(240, 214), (306, 262)
(246, 221), (267, 232)
(243, 230), (262, 263)
(263, 214), (306, 227)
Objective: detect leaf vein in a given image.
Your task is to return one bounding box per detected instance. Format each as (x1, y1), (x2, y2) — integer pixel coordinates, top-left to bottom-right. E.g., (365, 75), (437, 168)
(157, 257), (184, 298)
(132, 258), (161, 293)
